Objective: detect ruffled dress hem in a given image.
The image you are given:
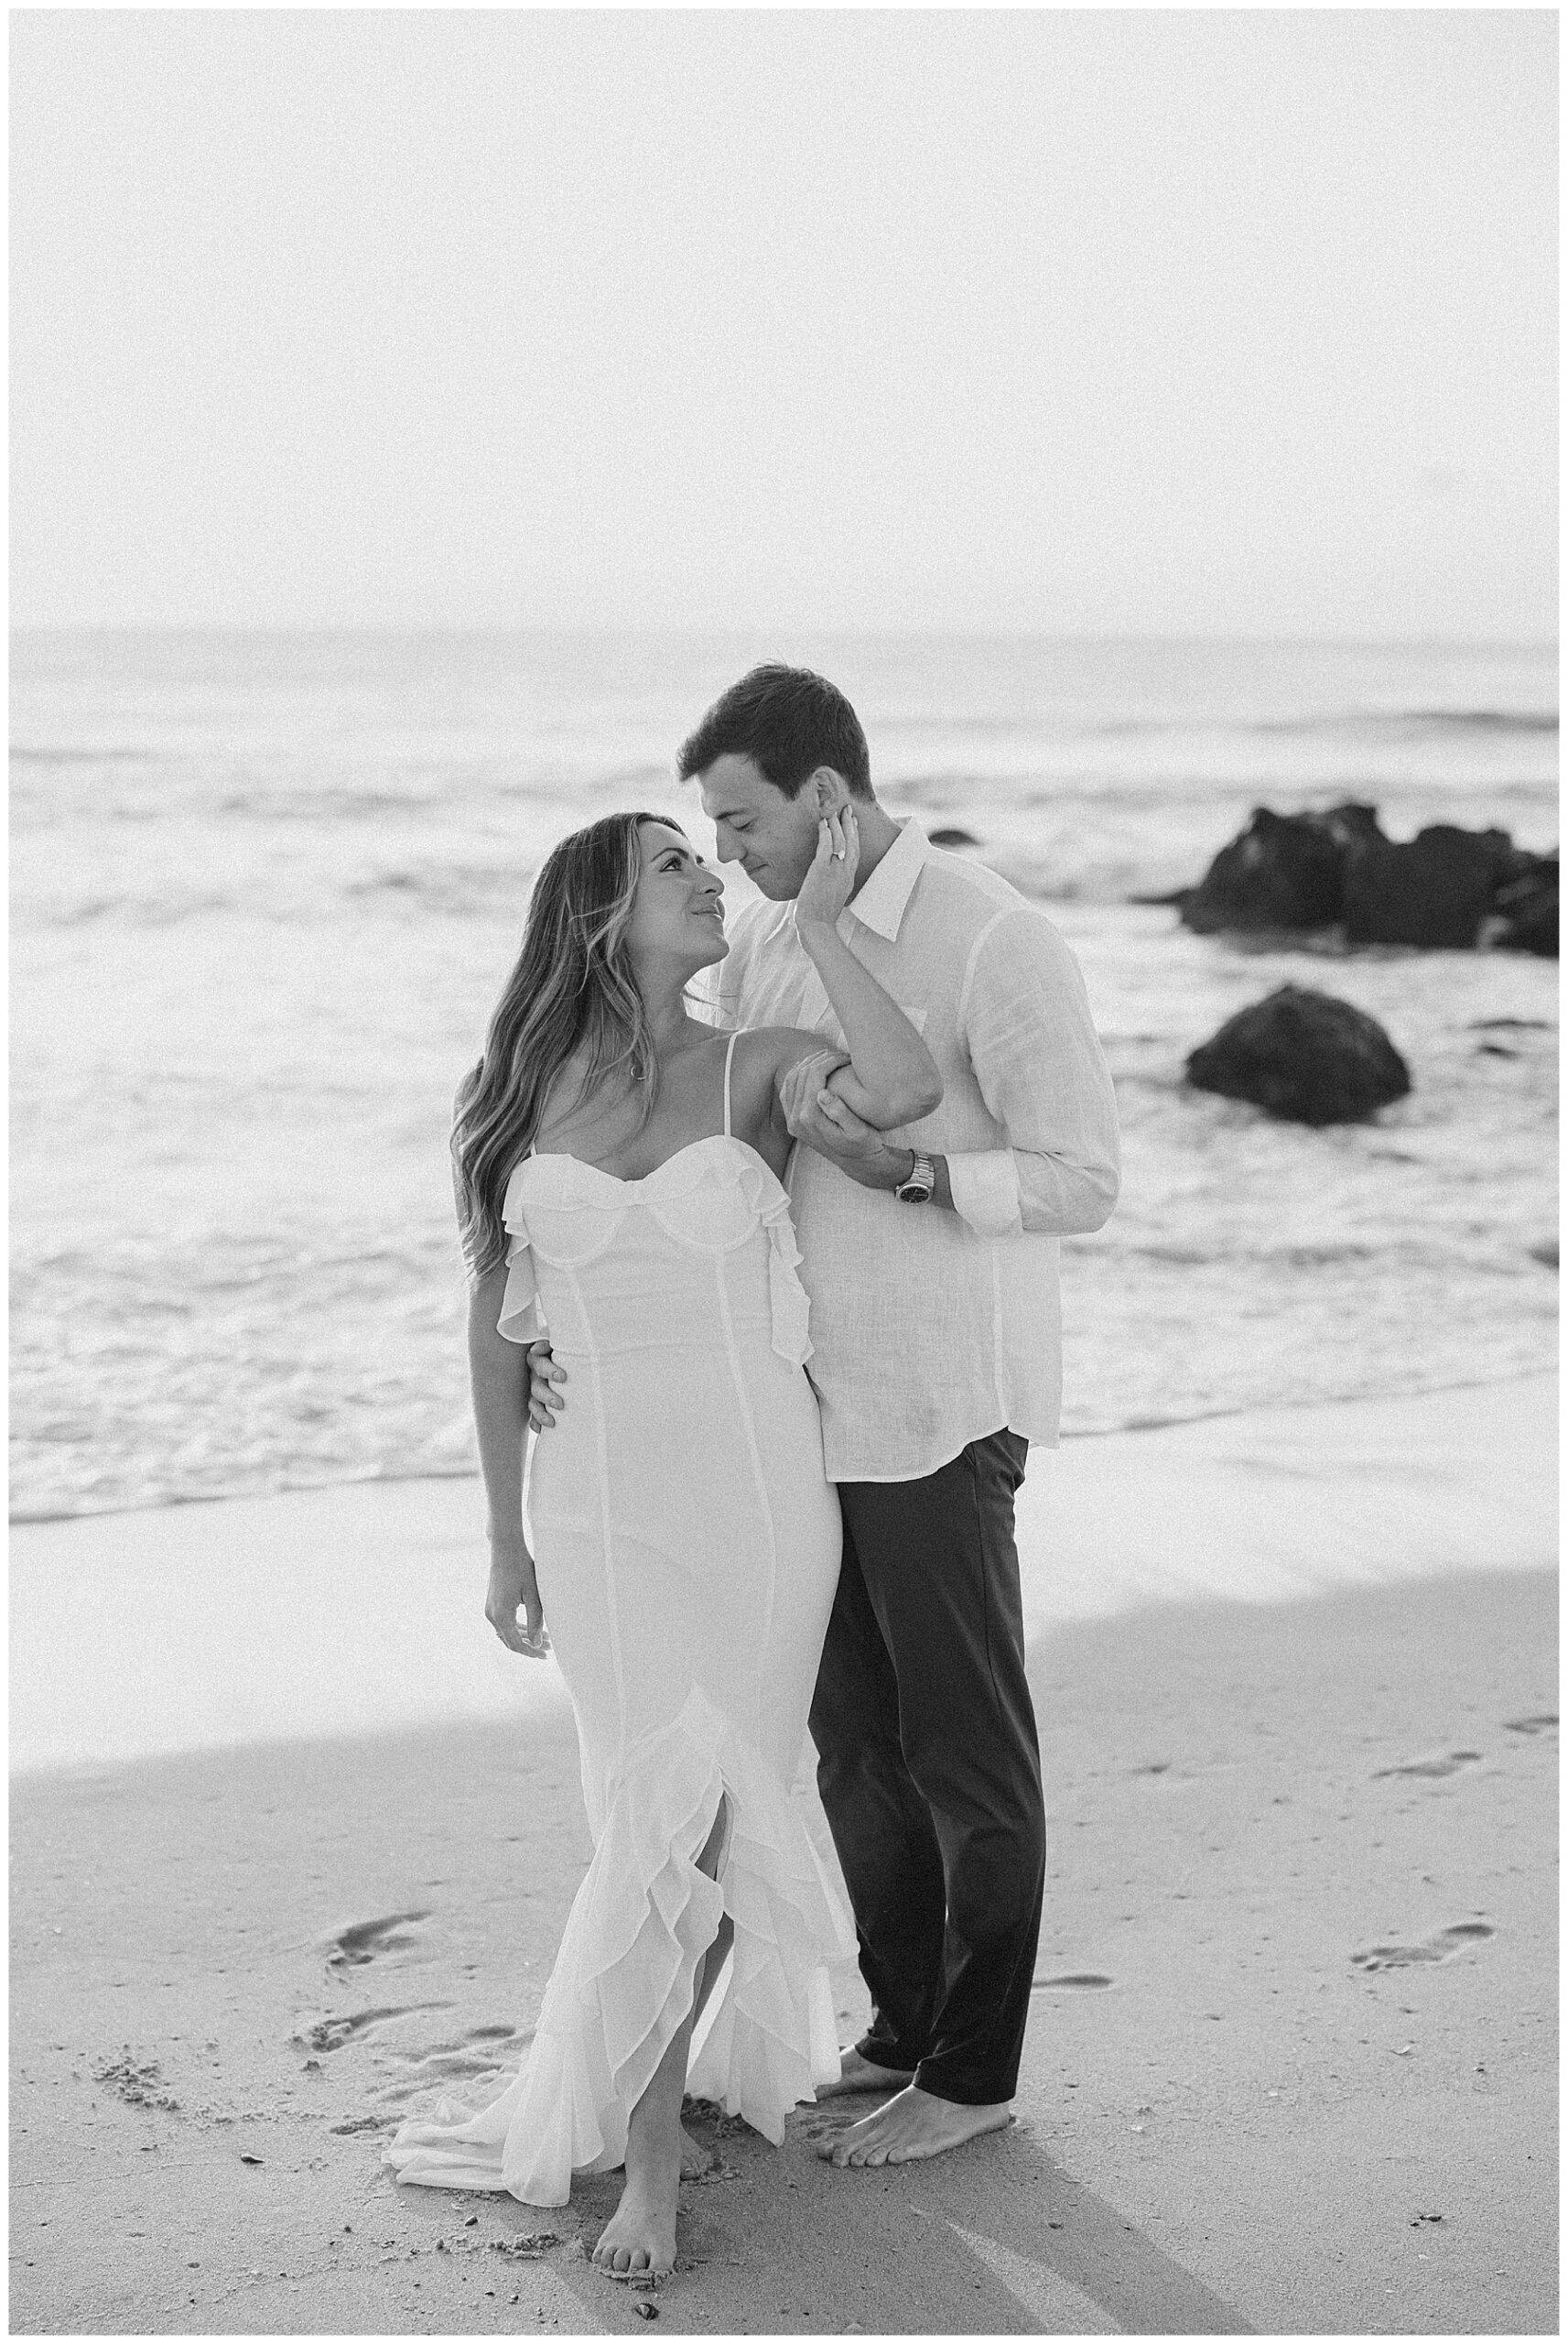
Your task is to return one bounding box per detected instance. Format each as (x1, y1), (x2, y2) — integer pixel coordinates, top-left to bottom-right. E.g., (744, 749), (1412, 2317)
(383, 1686), (852, 2206)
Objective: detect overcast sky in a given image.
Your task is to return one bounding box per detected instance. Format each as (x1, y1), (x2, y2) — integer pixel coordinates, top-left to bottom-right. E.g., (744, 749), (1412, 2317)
(10, 8), (1557, 639)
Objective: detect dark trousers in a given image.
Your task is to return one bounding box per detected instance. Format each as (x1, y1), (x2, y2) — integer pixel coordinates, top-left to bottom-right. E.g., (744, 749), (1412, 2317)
(808, 1429), (1044, 2106)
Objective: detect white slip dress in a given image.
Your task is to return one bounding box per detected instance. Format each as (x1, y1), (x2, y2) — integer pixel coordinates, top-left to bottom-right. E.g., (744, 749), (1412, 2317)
(384, 1034), (851, 2205)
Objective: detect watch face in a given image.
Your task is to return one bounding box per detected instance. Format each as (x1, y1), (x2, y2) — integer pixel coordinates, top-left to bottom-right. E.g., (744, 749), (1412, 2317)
(896, 1150), (933, 1200)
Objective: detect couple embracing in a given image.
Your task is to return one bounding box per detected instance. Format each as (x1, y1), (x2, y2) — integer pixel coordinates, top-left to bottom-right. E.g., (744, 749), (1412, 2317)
(385, 666), (1120, 2277)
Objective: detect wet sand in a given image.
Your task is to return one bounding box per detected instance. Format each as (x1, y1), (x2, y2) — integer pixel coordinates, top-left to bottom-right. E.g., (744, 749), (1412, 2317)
(11, 1373), (1555, 1773)
(12, 1557), (1556, 2334)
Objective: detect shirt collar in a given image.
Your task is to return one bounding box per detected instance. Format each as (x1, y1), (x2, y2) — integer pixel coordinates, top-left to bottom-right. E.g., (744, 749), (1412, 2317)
(839, 815), (930, 944)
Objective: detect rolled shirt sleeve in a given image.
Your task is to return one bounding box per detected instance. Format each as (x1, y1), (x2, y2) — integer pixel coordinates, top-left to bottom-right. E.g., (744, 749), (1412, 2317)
(955, 907), (1121, 1238)
(946, 1147), (1023, 1238)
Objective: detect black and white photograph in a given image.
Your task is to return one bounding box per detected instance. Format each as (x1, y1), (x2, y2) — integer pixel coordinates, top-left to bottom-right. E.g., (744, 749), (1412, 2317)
(10, 6), (1557, 2335)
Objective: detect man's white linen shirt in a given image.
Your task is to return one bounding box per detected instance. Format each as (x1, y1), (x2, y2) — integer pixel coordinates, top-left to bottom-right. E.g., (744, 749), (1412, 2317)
(698, 819), (1120, 1482)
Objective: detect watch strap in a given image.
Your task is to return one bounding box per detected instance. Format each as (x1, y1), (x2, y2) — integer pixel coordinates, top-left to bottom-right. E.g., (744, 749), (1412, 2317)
(894, 1150), (935, 1202)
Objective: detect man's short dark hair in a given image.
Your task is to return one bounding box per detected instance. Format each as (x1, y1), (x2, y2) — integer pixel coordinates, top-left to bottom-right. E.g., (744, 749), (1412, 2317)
(677, 665), (872, 801)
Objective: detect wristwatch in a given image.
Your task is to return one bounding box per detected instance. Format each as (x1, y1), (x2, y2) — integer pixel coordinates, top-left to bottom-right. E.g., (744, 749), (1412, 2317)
(894, 1150), (935, 1204)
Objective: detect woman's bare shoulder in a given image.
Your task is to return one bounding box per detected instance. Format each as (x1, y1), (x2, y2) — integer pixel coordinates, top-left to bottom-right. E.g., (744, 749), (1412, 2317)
(734, 1023), (838, 1066)
(730, 1027), (846, 1121)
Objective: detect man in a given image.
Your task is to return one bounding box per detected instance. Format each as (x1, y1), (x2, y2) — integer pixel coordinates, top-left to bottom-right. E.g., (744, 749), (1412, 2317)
(534, 665), (1119, 2168)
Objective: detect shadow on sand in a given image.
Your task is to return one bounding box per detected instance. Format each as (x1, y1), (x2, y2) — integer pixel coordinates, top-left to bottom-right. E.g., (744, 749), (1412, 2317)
(546, 2111), (1251, 2335)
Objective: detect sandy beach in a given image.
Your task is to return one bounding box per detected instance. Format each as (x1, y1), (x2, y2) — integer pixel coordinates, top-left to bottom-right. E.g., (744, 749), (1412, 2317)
(11, 1375), (1557, 2335)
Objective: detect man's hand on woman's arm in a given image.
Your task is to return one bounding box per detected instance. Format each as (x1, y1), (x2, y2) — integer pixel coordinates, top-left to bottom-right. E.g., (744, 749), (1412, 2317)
(779, 906), (1119, 1234)
(779, 1063), (954, 1201)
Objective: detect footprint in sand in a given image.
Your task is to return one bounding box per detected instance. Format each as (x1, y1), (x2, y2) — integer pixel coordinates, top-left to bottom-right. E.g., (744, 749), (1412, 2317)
(1372, 1750), (1483, 1780)
(1032, 1972), (1113, 1992)
(327, 1912), (432, 1970)
(1351, 1921), (1495, 1974)
(294, 2004), (452, 2054)
(314, 2017), (527, 2134)
(1503, 1713), (1558, 1737)
(373, 2024), (535, 2106)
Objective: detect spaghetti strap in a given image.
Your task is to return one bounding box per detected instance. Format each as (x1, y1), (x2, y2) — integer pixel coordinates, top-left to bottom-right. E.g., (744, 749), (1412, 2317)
(722, 1028), (741, 1139)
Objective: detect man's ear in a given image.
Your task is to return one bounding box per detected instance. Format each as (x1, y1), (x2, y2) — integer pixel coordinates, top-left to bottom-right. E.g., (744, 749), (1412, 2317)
(810, 766), (849, 815)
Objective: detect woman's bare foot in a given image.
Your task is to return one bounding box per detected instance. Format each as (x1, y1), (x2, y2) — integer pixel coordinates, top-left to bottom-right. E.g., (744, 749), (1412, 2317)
(594, 1801), (727, 2276)
(812, 2046), (913, 2102)
(678, 2121), (715, 2179)
(814, 2082), (1012, 2167)
(591, 2129), (680, 2278)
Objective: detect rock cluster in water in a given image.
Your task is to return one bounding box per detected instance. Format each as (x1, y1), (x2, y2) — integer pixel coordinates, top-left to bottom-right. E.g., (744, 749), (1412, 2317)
(1176, 805), (1558, 955)
(1186, 985), (1412, 1126)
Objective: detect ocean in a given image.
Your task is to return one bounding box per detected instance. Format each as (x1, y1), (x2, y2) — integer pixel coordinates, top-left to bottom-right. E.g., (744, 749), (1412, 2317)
(10, 630), (1558, 1524)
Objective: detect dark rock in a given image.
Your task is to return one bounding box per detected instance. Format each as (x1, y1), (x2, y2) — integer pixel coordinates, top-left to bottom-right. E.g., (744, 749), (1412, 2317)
(1181, 805), (1384, 935)
(928, 826), (979, 849)
(1483, 852), (1558, 957)
(1343, 824), (1527, 949)
(1179, 805), (1560, 955)
(1186, 984), (1411, 1125)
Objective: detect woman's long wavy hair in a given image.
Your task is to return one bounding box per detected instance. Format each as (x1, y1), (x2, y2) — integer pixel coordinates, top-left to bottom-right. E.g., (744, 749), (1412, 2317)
(454, 811), (674, 1276)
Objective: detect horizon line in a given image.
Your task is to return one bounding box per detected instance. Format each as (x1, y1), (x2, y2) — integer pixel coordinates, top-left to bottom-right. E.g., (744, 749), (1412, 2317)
(8, 622), (1558, 656)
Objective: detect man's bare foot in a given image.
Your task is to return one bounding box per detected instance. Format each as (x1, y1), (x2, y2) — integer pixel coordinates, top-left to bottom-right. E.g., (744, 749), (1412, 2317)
(678, 2121), (715, 2179)
(591, 2138), (680, 2278)
(812, 2046), (914, 2102)
(814, 2082), (1012, 2167)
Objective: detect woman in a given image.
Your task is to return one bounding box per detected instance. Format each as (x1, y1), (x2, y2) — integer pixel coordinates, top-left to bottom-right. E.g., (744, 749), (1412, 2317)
(384, 805), (940, 2277)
